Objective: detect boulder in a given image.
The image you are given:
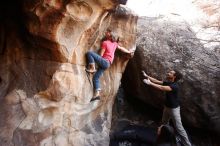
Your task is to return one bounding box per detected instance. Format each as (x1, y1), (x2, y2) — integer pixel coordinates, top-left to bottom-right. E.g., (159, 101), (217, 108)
(122, 16), (220, 134)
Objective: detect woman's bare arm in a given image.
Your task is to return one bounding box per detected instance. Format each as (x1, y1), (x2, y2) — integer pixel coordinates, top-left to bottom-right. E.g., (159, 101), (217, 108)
(117, 45), (133, 54)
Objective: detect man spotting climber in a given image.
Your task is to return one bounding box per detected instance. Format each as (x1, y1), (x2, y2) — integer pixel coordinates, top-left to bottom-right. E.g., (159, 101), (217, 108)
(86, 29), (134, 102)
(142, 70), (192, 146)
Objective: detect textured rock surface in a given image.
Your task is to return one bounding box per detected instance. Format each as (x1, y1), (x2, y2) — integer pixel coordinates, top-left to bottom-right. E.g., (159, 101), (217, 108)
(122, 16), (220, 134)
(0, 0), (137, 146)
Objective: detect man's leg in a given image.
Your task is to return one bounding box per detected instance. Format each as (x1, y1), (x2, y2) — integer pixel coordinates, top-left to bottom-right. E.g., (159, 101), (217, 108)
(162, 106), (171, 125)
(171, 107), (192, 146)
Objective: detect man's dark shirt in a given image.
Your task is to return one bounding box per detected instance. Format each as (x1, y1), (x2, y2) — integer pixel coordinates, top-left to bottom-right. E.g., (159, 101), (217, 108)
(163, 81), (180, 108)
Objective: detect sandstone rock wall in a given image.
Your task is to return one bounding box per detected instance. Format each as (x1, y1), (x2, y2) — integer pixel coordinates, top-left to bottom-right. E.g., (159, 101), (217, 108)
(0, 0), (137, 146)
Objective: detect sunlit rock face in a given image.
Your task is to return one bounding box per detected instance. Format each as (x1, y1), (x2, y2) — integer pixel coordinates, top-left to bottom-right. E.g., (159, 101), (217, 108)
(127, 0), (220, 51)
(0, 0), (137, 146)
(122, 14), (220, 134)
(192, 0), (220, 49)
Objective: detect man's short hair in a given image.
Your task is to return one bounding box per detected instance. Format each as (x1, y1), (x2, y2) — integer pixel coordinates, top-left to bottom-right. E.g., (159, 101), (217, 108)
(173, 70), (182, 82)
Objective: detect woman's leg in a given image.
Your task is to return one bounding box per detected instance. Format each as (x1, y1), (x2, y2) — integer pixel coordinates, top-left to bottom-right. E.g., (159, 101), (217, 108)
(89, 68), (105, 101)
(86, 51), (110, 100)
(86, 51), (109, 73)
(91, 60), (110, 101)
(87, 51), (110, 67)
(86, 51), (94, 63)
(93, 68), (105, 93)
(86, 51), (97, 73)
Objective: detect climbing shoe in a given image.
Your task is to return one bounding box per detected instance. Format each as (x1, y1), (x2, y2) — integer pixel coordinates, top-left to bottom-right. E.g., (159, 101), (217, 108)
(90, 96), (100, 102)
(85, 68), (96, 73)
(86, 63), (96, 73)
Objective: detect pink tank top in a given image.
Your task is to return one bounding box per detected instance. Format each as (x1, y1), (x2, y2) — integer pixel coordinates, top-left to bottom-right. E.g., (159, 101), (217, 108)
(101, 40), (118, 64)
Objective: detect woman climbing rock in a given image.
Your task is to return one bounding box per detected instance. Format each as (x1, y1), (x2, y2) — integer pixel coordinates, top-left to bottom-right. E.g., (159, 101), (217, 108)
(86, 29), (134, 102)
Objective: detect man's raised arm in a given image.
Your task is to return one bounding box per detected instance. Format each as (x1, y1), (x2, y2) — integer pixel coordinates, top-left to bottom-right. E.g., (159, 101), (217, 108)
(142, 71), (163, 85)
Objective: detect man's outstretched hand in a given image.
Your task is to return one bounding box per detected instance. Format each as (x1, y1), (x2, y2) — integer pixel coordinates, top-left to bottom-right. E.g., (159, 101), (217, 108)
(143, 78), (152, 85)
(142, 70), (148, 78)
